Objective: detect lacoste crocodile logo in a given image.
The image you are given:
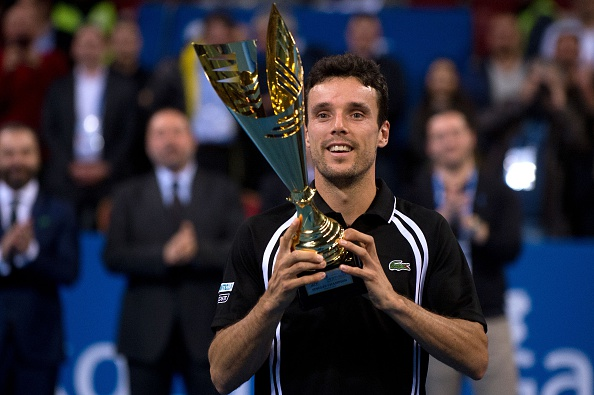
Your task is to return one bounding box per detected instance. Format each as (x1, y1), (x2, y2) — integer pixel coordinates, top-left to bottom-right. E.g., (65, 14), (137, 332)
(388, 260), (411, 271)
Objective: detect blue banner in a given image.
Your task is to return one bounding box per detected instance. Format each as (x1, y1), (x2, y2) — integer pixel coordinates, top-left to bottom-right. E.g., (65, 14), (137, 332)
(506, 241), (594, 395)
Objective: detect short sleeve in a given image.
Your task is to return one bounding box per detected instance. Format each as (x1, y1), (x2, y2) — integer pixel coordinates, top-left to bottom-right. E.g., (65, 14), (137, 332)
(423, 217), (487, 332)
(211, 220), (267, 332)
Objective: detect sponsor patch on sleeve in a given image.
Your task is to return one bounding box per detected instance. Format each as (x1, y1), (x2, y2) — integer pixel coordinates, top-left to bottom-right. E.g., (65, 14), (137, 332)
(218, 293), (230, 304)
(219, 282), (234, 292)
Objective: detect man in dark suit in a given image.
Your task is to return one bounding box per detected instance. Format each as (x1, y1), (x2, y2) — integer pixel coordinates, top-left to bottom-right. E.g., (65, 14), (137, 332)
(103, 108), (244, 395)
(404, 109), (522, 395)
(41, 23), (137, 230)
(0, 122), (79, 395)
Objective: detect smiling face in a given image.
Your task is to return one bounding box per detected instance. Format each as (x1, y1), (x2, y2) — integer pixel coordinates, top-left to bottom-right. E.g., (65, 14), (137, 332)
(0, 125), (41, 190)
(486, 13), (522, 57)
(2, 3), (36, 45)
(71, 24), (106, 71)
(145, 109), (196, 172)
(425, 58), (460, 99)
(110, 20), (142, 68)
(345, 14), (382, 58)
(305, 76), (389, 188)
(425, 111), (476, 171)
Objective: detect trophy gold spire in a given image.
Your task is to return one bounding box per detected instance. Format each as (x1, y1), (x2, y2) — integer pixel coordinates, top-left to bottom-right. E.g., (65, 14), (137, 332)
(193, 4), (354, 269)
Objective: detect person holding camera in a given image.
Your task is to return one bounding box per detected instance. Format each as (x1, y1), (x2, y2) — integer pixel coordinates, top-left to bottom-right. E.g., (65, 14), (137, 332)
(463, 12), (577, 238)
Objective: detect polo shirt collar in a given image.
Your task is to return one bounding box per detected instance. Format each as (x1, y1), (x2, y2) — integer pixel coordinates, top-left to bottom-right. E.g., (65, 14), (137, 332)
(312, 178), (395, 226)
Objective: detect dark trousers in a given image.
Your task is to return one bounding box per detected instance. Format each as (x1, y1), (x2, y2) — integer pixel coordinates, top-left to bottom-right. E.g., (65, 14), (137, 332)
(0, 329), (58, 395)
(127, 323), (216, 395)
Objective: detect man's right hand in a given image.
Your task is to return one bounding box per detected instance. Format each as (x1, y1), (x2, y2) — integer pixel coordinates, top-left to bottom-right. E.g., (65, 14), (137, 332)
(1, 221), (33, 260)
(260, 216), (327, 313)
(163, 220), (198, 266)
(1, 228), (16, 261)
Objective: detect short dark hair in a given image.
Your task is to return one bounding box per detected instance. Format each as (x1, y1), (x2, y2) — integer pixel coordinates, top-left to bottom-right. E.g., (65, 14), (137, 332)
(0, 121), (36, 136)
(304, 53), (389, 126)
(426, 108), (477, 135)
(0, 121), (41, 149)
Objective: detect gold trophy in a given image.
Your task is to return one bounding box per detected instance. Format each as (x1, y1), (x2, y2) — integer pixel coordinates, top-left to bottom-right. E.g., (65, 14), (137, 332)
(194, 4), (364, 308)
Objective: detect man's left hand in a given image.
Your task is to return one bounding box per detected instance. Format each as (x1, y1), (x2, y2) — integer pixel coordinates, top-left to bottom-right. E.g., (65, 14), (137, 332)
(338, 228), (398, 311)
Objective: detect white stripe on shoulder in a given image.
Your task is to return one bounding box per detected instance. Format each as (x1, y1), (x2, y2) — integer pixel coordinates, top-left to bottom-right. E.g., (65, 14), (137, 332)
(388, 199), (429, 305)
(263, 213), (297, 290)
(271, 324), (283, 395)
(393, 211), (429, 304)
(261, 213), (296, 395)
(388, 197), (429, 395)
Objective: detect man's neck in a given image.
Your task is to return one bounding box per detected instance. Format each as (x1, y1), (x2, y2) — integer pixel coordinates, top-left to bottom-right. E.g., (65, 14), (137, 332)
(491, 49), (522, 71)
(435, 159), (476, 189)
(79, 64), (105, 77)
(315, 172), (377, 226)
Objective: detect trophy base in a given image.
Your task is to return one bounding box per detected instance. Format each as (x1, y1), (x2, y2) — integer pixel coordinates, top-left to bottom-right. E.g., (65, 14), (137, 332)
(297, 254), (366, 310)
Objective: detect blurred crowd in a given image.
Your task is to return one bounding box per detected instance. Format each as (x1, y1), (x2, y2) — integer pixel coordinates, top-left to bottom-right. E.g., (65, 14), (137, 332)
(2, 0), (594, 393)
(1, 0), (593, 239)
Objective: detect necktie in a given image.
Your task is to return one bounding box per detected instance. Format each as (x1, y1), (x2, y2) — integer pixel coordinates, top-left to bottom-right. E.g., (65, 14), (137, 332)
(171, 180), (183, 225)
(7, 194), (18, 267)
(10, 195), (18, 226)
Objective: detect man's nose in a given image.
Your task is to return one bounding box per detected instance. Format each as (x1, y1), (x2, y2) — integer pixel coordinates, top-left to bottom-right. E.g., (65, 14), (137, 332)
(332, 114), (347, 134)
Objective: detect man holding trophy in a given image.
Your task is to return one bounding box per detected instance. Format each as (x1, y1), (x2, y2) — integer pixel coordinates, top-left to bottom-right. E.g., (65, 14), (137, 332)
(198, 6), (487, 395)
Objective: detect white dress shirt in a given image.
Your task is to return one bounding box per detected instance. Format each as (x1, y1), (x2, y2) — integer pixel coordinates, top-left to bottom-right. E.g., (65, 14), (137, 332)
(191, 67), (237, 145)
(154, 162), (197, 207)
(0, 180), (41, 276)
(73, 66), (107, 161)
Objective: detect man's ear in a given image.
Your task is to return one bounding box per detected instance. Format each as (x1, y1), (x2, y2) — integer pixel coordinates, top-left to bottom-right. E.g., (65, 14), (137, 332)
(304, 125), (311, 148)
(377, 121), (389, 148)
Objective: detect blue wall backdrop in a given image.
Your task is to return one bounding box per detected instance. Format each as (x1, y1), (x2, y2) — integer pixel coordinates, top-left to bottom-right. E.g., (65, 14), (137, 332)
(137, 3), (472, 145)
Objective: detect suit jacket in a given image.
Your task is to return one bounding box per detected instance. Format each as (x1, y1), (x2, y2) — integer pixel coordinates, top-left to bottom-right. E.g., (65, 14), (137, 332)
(103, 169), (244, 364)
(40, 68), (137, 203)
(0, 191), (79, 365)
(404, 165), (523, 317)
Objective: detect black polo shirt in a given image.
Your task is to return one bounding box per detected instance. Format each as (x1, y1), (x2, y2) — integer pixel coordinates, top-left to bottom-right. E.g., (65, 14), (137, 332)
(213, 179), (485, 395)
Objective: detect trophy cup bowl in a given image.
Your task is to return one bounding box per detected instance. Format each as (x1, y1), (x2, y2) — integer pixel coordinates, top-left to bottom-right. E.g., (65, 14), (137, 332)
(193, 4), (358, 271)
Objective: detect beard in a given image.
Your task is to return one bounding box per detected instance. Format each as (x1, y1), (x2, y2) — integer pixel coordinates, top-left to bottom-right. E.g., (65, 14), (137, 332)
(0, 166), (36, 190)
(321, 171), (359, 190)
(311, 149), (376, 189)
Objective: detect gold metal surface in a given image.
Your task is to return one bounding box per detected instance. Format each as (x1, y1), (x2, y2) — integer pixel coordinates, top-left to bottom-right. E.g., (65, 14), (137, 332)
(193, 4), (350, 268)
